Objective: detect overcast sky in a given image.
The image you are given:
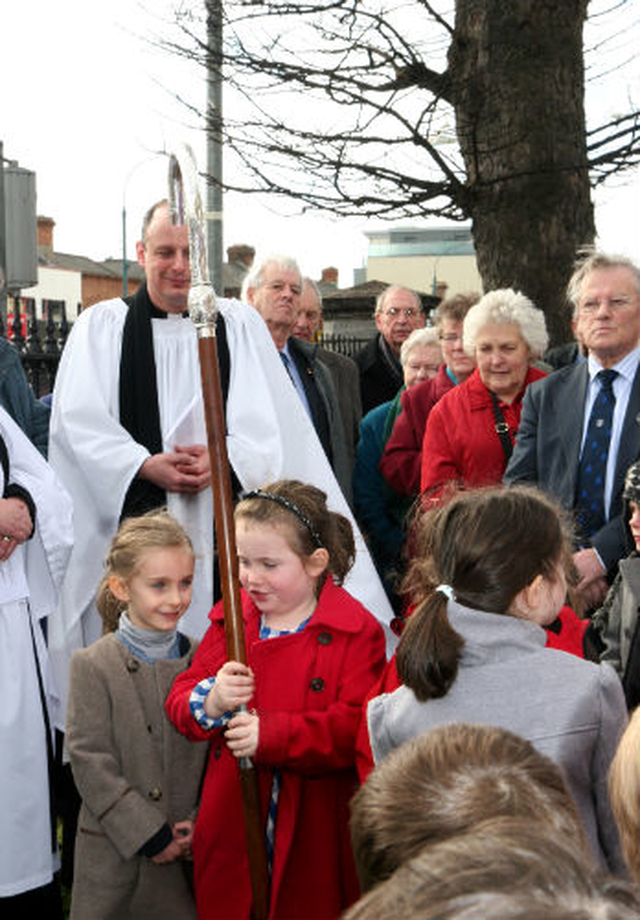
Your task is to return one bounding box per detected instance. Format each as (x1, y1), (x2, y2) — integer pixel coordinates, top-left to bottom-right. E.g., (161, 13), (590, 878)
(2, 0), (638, 289)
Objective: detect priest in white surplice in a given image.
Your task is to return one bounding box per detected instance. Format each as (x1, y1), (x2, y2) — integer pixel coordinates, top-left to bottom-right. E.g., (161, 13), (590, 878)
(48, 200), (395, 723)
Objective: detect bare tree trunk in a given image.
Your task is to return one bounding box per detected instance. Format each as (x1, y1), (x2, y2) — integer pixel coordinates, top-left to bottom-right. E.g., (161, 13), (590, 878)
(450, 0), (595, 345)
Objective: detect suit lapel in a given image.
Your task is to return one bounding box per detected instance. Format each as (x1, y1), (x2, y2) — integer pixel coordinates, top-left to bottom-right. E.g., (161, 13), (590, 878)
(557, 363), (589, 497)
(288, 340), (332, 458)
(612, 363), (640, 514)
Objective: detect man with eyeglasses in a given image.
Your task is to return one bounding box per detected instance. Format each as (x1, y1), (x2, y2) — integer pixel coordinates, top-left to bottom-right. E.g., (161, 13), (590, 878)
(243, 255), (353, 501)
(380, 293), (479, 497)
(354, 286), (426, 415)
(505, 252), (640, 610)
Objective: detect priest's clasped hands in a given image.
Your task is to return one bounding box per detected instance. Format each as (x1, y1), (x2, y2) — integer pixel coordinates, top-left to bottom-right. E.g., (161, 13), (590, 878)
(139, 444), (211, 494)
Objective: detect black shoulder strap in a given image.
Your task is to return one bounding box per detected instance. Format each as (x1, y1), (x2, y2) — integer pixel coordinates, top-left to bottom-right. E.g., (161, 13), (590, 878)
(489, 390), (513, 462)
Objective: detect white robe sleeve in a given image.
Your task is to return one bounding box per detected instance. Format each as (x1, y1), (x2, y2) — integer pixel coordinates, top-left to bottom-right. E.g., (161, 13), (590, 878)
(0, 405), (74, 725)
(0, 406), (73, 611)
(48, 300), (150, 723)
(221, 300), (396, 654)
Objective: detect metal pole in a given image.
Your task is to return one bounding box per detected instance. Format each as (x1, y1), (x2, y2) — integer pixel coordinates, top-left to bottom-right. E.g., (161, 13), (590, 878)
(169, 144), (269, 920)
(122, 157), (154, 299)
(122, 202), (128, 298)
(0, 141), (7, 323)
(206, 0), (223, 294)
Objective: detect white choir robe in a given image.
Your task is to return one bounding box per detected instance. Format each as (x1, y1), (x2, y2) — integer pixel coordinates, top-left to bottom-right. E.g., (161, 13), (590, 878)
(0, 406), (73, 896)
(48, 296), (396, 727)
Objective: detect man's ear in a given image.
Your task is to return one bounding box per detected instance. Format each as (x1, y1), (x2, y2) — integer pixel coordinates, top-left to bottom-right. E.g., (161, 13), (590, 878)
(135, 240), (146, 270)
(108, 574), (130, 604)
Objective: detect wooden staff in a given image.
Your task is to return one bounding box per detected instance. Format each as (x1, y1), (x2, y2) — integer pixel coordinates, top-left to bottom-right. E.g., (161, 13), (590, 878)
(169, 144), (270, 920)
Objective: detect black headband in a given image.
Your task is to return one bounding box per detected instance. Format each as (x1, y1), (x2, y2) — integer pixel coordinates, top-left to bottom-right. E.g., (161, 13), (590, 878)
(242, 490), (324, 548)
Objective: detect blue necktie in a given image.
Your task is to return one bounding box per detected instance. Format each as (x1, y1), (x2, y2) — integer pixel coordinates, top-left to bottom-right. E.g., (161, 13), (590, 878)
(575, 368), (618, 539)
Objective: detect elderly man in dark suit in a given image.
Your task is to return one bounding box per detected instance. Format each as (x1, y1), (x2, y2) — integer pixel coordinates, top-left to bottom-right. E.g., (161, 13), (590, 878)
(505, 252), (640, 610)
(353, 285), (426, 415)
(243, 256), (352, 502)
(292, 277), (362, 477)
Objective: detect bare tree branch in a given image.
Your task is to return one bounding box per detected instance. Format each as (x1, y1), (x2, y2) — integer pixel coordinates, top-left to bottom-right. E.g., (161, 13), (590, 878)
(155, 0), (639, 344)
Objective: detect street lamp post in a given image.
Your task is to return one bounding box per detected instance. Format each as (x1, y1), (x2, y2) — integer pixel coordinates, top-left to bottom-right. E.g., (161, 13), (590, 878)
(122, 201), (128, 297)
(0, 141), (7, 322)
(121, 157), (154, 298)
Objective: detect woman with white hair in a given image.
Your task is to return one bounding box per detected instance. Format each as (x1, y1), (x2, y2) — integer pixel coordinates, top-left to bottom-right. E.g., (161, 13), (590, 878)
(420, 289), (548, 495)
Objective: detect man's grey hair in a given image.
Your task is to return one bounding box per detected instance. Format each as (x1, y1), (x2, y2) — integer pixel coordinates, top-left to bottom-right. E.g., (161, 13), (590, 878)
(463, 289), (549, 359)
(400, 327), (441, 367)
(241, 254), (302, 301)
(375, 285), (422, 316)
(566, 251), (640, 318)
(302, 277), (323, 310)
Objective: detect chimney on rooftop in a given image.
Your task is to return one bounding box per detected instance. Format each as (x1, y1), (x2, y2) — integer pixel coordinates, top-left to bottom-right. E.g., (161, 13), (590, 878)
(321, 266), (338, 286)
(37, 216), (55, 252)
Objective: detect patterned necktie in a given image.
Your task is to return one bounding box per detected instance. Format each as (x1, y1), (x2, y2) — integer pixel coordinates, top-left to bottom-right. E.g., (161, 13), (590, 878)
(575, 368), (618, 539)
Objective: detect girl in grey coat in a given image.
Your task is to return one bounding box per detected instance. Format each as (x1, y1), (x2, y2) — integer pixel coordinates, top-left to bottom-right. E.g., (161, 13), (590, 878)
(365, 486), (628, 875)
(66, 512), (207, 920)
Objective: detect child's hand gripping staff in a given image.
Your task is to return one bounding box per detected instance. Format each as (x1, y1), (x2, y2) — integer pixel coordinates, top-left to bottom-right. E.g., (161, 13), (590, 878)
(169, 143), (269, 920)
(205, 661), (259, 760)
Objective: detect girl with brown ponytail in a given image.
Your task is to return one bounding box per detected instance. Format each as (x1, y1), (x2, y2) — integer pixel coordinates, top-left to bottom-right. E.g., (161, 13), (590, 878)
(362, 485), (628, 875)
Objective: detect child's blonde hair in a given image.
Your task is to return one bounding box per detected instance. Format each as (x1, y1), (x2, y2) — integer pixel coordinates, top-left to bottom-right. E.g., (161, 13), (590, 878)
(97, 510), (194, 633)
(609, 707), (640, 882)
(235, 480), (355, 587)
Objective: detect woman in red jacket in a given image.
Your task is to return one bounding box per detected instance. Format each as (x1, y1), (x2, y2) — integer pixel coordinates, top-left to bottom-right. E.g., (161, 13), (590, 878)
(420, 289), (549, 496)
(166, 480), (386, 920)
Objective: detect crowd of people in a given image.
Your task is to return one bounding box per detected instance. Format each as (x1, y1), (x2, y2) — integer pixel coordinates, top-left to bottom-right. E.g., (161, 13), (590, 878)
(1, 192), (639, 920)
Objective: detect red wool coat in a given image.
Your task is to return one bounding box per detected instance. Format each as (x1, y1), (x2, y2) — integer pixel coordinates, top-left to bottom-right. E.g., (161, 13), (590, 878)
(380, 364), (455, 497)
(166, 579), (386, 920)
(420, 366), (546, 495)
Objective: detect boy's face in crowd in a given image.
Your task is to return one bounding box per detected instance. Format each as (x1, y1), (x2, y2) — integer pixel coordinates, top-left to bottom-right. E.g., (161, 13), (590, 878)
(629, 501), (640, 552)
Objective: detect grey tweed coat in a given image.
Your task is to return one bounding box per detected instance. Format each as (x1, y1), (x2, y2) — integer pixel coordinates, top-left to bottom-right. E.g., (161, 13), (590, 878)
(66, 633), (208, 920)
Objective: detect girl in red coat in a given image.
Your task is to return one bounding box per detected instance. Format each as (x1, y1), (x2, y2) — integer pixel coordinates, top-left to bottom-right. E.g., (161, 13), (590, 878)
(166, 480), (386, 920)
